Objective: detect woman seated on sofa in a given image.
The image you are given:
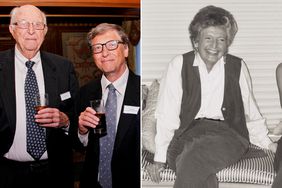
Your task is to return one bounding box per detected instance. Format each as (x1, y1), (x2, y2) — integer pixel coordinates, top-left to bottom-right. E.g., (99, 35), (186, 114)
(146, 5), (277, 188)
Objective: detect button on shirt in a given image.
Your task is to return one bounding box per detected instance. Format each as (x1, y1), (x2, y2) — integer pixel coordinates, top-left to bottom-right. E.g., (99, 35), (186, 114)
(4, 46), (47, 161)
(78, 66), (129, 146)
(154, 53), (273, 163)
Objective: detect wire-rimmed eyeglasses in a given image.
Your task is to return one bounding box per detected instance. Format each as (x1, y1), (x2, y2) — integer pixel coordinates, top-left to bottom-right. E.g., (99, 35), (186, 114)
(91, 40), (124, 54)
(12, 20), (46, 30)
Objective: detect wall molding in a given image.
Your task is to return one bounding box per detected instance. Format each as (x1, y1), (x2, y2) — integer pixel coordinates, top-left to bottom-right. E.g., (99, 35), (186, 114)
(0, 0), (139, 8)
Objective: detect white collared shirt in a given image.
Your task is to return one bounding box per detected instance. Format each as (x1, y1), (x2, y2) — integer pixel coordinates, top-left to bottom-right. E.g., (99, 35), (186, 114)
(4, 46), (47, 161)
(78, 66), (129, 146)
(194, 54), (225, 120)
(154, 53), (273, 163)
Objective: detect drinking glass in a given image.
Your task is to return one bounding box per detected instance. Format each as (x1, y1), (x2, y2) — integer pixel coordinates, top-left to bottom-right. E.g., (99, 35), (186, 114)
(34, 93), (49, 112)
(90, 99), (107, 135)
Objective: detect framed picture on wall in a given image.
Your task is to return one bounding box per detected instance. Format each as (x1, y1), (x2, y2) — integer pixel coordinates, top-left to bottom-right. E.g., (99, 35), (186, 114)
(62, 32), (102, 86)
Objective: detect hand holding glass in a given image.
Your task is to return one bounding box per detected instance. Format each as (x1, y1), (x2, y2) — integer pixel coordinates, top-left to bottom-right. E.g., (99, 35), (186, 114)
(90, 99), (107, 135)
(34, 93), (49, 112)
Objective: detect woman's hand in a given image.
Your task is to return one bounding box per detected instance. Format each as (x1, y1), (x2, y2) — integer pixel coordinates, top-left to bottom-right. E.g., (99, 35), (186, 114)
(146, 161), (165, 183)
(269, 142), (278, 153)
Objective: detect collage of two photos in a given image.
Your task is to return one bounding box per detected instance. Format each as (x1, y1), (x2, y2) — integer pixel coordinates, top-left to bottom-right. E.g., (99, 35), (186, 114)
(1, 0), (282, 188)
(142, 0), (282, 188)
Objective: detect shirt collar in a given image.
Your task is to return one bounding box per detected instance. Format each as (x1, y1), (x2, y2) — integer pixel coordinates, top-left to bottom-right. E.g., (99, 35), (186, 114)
(15, 45), (41, 67)
(101, 65), (129, 95)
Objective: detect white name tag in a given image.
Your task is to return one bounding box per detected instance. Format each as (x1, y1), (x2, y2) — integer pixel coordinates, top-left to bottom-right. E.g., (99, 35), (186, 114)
(123, 105), (140, 114)
(60, 91), (71, 101)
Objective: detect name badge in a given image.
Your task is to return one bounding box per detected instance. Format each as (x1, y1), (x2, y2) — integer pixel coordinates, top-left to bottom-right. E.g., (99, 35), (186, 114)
(60, 91), (71, 101)
(123, 105), (140, 114)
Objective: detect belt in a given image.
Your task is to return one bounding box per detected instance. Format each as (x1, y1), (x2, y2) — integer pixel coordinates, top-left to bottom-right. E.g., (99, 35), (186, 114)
(195, 117), (222, 122)
(0, 157), (48, 171)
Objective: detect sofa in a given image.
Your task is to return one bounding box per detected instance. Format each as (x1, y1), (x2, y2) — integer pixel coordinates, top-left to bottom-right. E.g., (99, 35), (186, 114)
(141, 79), (278, 188)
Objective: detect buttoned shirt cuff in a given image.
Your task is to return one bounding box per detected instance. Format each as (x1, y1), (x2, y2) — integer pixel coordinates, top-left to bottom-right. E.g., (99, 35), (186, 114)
(61, 125), (69, 134)
(154, 145), (168, 163)
(257, 136), (273, 149)
(247, 119), (273, 149)
(78, 130), (89, 147)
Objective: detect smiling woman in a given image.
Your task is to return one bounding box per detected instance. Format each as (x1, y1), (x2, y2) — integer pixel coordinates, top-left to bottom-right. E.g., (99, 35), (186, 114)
(145, 5), (277, 188)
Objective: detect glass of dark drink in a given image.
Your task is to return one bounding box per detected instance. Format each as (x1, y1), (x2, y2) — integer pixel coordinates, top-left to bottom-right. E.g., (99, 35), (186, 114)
(34, 93), (49, 112)
(90, 99), (107, 135)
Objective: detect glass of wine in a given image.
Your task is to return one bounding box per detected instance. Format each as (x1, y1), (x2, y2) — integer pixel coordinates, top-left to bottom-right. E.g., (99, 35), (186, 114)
(34, 93), (49, 112)
(90, 99), (107, 135)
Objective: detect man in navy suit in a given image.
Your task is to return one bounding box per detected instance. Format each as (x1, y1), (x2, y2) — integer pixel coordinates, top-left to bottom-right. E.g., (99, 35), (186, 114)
(76, 23), (140, 188)
(0, 5), (79, 188)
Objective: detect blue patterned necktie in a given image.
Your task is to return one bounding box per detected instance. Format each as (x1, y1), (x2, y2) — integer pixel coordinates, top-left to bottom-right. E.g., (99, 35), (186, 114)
(99, 84), (117, 188)
(25, 60), (46, 160)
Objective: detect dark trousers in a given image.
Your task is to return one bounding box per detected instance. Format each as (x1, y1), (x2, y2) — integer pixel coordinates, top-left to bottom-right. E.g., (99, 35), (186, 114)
(0, 157), (50, 188)
(167, 119), (249, 188)
(272, 138), (282, 188)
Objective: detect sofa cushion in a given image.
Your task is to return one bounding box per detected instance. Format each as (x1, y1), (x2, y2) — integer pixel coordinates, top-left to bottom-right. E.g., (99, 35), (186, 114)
(142, 144), (276, 185)
(142, 79), (159, 154)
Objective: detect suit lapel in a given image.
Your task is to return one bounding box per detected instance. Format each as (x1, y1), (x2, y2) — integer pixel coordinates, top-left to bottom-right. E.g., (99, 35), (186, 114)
(40, 52), (58, 138)
(0, 49), (17, 131)
(40, 52), (58, 107)
(114, 72), (140, 149)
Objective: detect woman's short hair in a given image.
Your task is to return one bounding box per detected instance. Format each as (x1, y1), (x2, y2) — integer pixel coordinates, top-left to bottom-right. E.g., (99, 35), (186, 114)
(189, 5), (238, 49)
(87, 23), (130, 49)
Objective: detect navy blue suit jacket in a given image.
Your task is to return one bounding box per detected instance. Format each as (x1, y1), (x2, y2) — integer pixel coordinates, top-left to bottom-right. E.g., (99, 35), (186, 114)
(77, 70), (140, 188)
(0, 48), (79, 188)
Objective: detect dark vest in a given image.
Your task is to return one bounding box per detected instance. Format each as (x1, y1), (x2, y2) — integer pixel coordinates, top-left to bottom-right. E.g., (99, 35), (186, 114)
(174, 51), (249, 141)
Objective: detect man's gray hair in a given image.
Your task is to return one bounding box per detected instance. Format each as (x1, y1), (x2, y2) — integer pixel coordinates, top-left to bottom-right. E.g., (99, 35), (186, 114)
(87, 23), (130, 49)
(9, 5), (47, 25)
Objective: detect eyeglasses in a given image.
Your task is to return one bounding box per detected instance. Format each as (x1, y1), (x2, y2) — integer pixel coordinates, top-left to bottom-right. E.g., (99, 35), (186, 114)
(91, 40), (124, 54)
(12, 20), (46, 30)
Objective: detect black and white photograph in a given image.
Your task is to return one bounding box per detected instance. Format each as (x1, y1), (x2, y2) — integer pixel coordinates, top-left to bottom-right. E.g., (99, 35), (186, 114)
(142, 0), (282, 188)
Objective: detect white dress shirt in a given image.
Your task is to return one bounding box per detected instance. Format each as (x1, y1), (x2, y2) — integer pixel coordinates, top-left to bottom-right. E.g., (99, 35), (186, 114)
(194, 53), (225, 120)
(154, 53), (273, 163)
(4, 46), (47, 161)
(78, 66), (129, 146)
